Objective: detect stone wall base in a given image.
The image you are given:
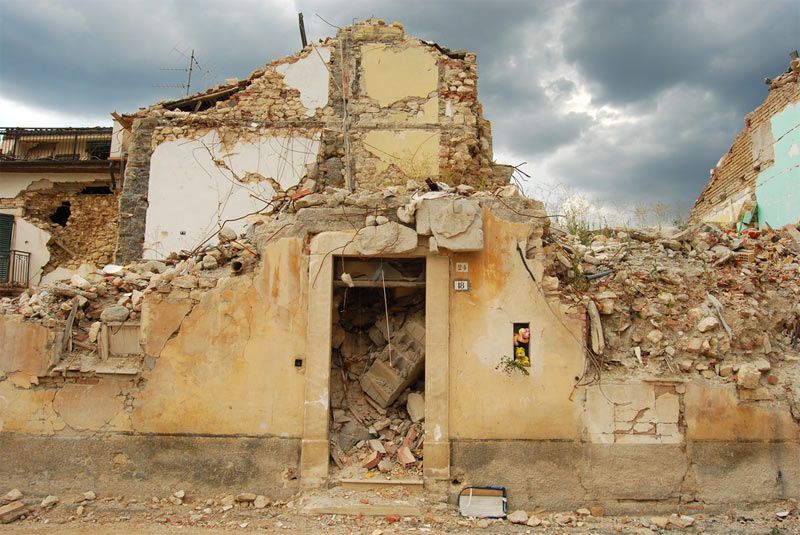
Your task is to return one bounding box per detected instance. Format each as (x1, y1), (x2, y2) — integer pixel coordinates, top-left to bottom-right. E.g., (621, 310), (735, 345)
(451, 440), (799, 514)
(0, 433), (301, 499)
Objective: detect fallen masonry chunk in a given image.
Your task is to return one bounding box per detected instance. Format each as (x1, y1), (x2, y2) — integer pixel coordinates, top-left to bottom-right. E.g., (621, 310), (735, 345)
(697, 316), (719, 333)
(646, 329), (664, 344)
(0, 501), (26, 524)
(527, 515), (542, 526)
(218, 227), (237, 242)
(397, 446), (416, 465)
(378, 458), (393, 473)
(100, 306), (130, 323)
(202, 255), (219, 270)
(669, 513), (695, 528)
(40, 495), (59, 508)
(737, 363), (762, 389)
(82, 491), (96, 501)
(236, 493), (256, 503)
(406, 392), (425, 422)
(753, 357), (771, 372)
(362, 450), (381, 469)
(508, 510), (528, 524)
(2, 489), (22, 502)
(253, 495), (269, 509)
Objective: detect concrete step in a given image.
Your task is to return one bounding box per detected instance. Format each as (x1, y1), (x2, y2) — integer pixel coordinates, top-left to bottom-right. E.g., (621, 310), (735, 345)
(339, 478), (424, 494)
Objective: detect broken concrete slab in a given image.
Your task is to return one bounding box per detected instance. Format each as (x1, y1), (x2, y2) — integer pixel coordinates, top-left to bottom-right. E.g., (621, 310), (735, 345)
(415, 198), (484, 251)
(360, 312), (425, 408)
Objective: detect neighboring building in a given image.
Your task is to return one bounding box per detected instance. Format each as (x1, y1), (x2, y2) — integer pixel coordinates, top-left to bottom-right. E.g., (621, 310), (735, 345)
(0, 127), (120, 287)
(690, 55), (800, 228)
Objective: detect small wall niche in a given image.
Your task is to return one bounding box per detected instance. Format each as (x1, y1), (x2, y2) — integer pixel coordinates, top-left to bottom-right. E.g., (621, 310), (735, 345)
(512, 322), (531, 367)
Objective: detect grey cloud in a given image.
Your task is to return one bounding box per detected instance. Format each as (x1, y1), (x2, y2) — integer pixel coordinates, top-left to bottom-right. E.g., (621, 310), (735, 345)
(0, 0), (793, 214)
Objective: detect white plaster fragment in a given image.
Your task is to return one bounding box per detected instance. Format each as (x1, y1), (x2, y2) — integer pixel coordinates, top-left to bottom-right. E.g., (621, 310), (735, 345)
(276, 47), (331, 116)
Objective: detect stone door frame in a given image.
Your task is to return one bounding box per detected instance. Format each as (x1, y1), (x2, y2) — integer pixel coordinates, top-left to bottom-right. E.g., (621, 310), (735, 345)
(299, 231), (450, 487)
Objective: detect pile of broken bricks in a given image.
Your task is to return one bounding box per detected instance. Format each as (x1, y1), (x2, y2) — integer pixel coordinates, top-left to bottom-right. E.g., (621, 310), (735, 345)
(546, 219), (800, 410)
(330, 305), (427, 479)
(0, 226), (257, 377)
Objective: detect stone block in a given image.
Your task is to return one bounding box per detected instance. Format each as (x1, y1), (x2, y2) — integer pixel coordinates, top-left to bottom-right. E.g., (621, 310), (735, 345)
(353, 222), (418, 255)
(416, 198), (483, 251)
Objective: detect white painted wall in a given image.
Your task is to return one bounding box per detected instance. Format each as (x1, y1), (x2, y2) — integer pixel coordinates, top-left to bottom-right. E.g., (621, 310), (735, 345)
(276, 46), (331, 117)
(0, 209), (51, 286)
(0, 172), (108, 199)
(144, 130), (321, 258)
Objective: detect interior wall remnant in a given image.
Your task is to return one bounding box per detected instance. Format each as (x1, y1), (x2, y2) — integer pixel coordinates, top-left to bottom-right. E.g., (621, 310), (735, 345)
(0, 212), (51, 285)
(756, 102), (800, 228)
(361, 130), (441, 180)
(360, 43), (438, 107)
(144, 130), (321, 258)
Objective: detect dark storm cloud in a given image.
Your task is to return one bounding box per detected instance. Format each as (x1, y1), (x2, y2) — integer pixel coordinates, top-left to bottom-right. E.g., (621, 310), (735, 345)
(0, 0), (796, 214)
(562, 0), (799, 111)
(0, 0), (299, 117)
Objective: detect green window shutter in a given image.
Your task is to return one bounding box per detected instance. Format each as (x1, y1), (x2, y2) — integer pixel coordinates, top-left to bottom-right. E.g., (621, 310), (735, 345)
(0, 214), (12, 252)
(0, 214), (13, 284)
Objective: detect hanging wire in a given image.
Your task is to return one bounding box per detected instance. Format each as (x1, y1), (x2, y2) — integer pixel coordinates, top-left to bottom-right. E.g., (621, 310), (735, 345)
(379, 260), (393, 367)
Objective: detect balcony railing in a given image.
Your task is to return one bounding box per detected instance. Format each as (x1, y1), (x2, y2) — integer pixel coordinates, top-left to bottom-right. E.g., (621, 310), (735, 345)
(0, 250), (31, 288)
(0, 127), (112, 162)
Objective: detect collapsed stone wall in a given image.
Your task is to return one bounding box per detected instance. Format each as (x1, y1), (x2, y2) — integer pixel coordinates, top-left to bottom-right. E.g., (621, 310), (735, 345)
(544, 220), (800, 422)
(0, 179), (119, 273)
(690, 58), (800, 223)
(18, 187), (118, 270)
(114, 19), (506, 264)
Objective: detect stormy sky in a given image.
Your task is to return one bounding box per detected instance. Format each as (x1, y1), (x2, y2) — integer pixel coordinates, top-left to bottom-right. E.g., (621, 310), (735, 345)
(0, 0), (797, 222)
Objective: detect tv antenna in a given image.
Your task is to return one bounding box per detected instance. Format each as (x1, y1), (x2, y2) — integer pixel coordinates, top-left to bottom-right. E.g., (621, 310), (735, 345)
(156, 48), (211, 96)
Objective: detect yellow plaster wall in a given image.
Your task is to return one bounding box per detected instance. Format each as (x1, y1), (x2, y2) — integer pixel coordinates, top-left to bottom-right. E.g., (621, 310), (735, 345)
(361, 43), (438, 107)
(448, 211), (585, 440)
(684, 382), (799, 441)
(363, 130), (440, 178)
(131, 238), (308, 436)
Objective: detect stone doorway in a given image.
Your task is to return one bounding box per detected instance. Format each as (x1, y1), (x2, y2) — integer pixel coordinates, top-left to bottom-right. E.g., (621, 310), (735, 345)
(300, 232), (450, 488)
(328, 257), (426, 480)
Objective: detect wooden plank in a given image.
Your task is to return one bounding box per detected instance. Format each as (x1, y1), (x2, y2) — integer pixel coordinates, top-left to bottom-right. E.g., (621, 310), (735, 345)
(61, 299), (79, 357)
(333, 280), (425, 288)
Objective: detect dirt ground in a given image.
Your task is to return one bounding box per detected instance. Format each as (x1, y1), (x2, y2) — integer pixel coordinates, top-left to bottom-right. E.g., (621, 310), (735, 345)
(2, 489), (798, 534)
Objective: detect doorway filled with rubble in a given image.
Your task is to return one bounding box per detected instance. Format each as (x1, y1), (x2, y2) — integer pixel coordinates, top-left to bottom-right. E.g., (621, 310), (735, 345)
(329, 257), (426, 481)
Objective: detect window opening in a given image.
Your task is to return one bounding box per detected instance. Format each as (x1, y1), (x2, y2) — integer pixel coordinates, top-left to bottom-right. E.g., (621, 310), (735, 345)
(513, 322), (531, 367)
(49, 201), (71, 226)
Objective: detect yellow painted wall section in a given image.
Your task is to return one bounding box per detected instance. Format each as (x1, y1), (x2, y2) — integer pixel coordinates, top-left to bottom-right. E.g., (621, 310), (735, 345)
(361, 43), (438, 107)
(0, 316), (53, 377)
(448, 211), (585, 439)
(684, 382), (799, 441)
(363, 130), (440, 178)
(130, 238), (308, 436)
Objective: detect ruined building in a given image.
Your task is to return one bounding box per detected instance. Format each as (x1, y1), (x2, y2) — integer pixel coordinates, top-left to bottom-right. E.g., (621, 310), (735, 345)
(690, 54), (800, 228)
(1, 20), (798, 515)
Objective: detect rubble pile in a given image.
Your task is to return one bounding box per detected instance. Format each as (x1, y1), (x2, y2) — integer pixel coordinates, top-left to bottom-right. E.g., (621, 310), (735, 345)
(547, 220), (800, 410)
(329, 285), (426, 479)
(0, 227), (257, 376)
